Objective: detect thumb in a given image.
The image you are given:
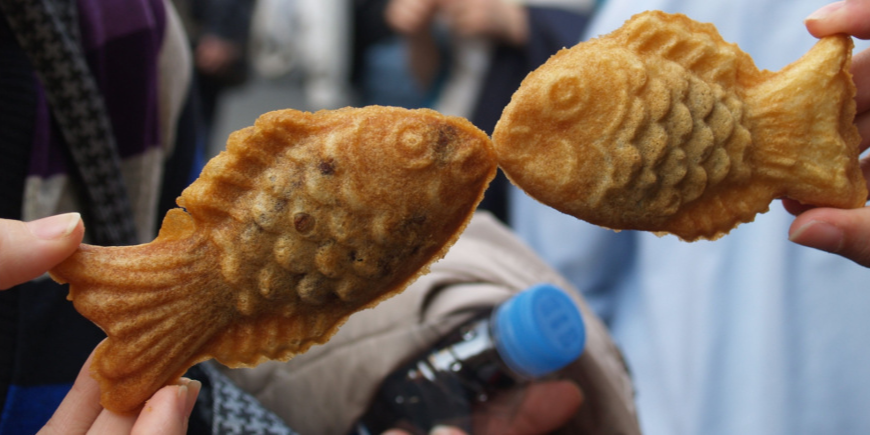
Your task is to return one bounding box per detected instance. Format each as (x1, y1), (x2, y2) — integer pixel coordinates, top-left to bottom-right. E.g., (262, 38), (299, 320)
(805, 0), (870, 39)
(0, 213), (85, 290)
(789, 207), (870, 267)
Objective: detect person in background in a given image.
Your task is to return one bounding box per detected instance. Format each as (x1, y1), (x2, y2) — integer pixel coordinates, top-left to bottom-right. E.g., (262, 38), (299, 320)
(352, 0), (431, 109)
(385, 0), (597, 222)
(509, 1), (870, 434)
(172, 0), (255, 143)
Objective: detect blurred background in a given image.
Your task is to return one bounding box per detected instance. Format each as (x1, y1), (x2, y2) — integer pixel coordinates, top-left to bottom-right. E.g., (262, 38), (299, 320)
(184, 0), (598, 223)
(207, 73), (308, 159)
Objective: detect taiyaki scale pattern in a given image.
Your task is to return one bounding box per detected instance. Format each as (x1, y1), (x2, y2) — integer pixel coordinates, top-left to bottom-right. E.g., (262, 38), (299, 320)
(493, 10), (867, 240)
(49, 106), (497, 413)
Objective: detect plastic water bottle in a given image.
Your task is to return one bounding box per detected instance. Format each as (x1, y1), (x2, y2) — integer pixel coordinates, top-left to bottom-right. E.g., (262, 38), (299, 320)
(353, 283), (586, 435)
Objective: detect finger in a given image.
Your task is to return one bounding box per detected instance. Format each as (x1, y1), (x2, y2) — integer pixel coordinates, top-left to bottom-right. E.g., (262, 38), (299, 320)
(385, 0), (436, 34)
(852, 49), (870, 115)
(789, 206), (870, 267)
(781, 198), (815, 216)
(429, 426), (467, 435)
(806, 0), (870, 39)
(131, 378), (201, 435)
(385, 0), (413, 32)
(443, 0), (491, 38)
(856, 106), (870, 153)
(38, 351), (103, 435)
(87, 378), (201, 435)
(507, 380), (583, 435)
(0, 213), (84, 290)
(88, 408), (136, 434)
(473, 381), (583, 435)
(439, 0), (463, 17)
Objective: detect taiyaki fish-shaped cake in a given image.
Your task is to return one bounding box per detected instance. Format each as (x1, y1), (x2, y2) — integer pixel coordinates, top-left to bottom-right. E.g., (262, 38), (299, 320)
(493, 10), (867, 240)
(49, 106), (497, 413)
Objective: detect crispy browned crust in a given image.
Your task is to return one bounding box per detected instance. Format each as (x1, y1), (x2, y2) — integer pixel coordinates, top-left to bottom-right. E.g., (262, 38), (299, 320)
(50, 106), (497, 412)
(494, 11), (866, 241)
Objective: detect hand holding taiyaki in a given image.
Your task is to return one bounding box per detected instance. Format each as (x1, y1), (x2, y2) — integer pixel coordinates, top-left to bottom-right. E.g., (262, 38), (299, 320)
(49, 106), (497, 413)
(786, 2), (870, 267)
(0, 214), (200, 432)
(494, 10), (868, 241)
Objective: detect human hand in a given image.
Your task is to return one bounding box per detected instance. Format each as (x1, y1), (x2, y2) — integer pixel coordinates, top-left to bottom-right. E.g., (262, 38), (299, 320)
(381, 380), (583, 435)
(38, 349), (201, 435)
(0, 214), (201, 433)
(0, 213), (84, 290)
(438, 0), (528, 46)
(385, 0), (439, 36)
(785, 2), (870, 266)
(196, 34), (241, 75)
(805, 0), (870, 39)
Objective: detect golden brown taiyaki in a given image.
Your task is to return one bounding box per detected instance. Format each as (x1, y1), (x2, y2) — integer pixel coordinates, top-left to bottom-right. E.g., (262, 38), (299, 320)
(493, 10), (867, 241)
(49, 106), (497, 413)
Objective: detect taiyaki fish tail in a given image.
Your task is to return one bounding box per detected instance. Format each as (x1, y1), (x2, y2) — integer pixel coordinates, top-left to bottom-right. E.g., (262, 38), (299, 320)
(746, 34), (867, 209)
(50, 209), (231, 413)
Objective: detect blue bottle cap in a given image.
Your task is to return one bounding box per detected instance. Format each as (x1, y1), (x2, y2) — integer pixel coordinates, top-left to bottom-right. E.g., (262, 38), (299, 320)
(493, 283), (586, 378)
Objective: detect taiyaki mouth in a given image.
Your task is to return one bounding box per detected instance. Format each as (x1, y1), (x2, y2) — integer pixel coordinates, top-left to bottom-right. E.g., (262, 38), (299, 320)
(49, 106), (497, 413)
(493, 11), (867, 241)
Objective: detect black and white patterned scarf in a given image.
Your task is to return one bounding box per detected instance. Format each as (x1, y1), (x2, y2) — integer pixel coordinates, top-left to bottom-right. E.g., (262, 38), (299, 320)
(0, 0), (138, 246)
(195, 363), (299, 435)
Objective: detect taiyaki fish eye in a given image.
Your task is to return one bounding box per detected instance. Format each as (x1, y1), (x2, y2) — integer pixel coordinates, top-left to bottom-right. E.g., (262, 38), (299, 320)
(391, 121), (438, 169)
(548, 75), (586, 111)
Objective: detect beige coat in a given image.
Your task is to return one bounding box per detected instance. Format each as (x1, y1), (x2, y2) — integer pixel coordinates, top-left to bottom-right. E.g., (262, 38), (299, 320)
(220, 212), (642, 435)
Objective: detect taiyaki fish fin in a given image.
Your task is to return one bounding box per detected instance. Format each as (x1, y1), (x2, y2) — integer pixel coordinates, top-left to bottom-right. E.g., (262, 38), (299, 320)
(49, 209), (232, 413)
(207, 312), (329, 368)
(746, 35), (867, 208)
(619, 11), (748, 88)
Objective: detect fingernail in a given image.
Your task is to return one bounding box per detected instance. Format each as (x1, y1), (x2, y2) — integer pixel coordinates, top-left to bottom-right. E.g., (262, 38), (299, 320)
(176, 383), (189, 415)
(185, 379), (201, 415)
(29, 213), (81, 240)
(789, 220), (844, 252)
(806, 1), (845, 21)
